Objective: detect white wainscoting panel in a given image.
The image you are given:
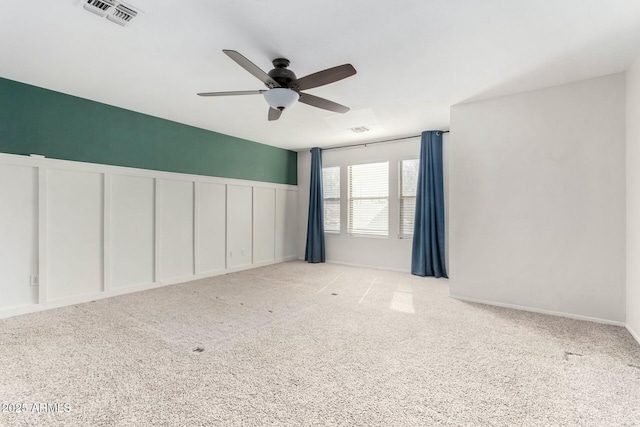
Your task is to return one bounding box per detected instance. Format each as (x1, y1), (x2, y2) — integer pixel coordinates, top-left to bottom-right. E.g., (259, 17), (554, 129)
(198, 182), (226, 274)
(0, 153), (298, 319)
(158, 179), (194, 281)
(227, 185), (253, 269)
(110, 174), (155, 289)
(276, 189), (298, 259)
(253, 187), (276, 264)
(47, 169), (104, 301)
(0, 164), (38, 309)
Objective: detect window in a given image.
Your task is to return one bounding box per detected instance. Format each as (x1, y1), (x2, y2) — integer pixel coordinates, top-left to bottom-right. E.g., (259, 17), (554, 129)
(399, 159), (419, 238)
(348, 161), (389, 236)
(322, 166), (340, 233)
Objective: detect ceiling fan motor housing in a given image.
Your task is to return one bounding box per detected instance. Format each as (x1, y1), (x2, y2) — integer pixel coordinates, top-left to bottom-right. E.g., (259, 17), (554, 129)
(267, 58), (297, 87)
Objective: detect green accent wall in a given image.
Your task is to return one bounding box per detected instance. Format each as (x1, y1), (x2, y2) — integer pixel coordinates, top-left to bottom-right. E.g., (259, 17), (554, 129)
(0, 77), (297, 185)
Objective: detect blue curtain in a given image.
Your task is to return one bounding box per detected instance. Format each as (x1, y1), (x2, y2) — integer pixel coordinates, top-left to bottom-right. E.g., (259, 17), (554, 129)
(411, 131), (447, 278)
(305, 147), (326, 263)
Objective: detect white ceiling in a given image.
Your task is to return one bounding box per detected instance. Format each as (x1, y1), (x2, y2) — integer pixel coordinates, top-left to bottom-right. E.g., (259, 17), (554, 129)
(2, 0), (640, 151)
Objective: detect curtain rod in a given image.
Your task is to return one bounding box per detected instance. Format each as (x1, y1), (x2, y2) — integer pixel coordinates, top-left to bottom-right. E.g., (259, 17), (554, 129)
(319, 131), (449, 152)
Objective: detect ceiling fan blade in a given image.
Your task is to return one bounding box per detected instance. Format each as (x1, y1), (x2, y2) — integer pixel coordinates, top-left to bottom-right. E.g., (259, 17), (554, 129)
(223, 49), (281, 88)
(268, 107), (282, 121)
(298, 92), (350, 114)
(289, 64), (356, 91)
(197, 90), (266, 96)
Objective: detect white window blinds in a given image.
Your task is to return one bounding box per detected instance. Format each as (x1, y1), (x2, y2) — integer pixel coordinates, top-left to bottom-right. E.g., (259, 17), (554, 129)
(348, 161), (389, 236)
(399, 159), (419, 238)
(322, 166), (340, 233)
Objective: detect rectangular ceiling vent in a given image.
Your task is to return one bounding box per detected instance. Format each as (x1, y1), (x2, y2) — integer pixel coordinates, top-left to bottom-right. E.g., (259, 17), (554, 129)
(349, 126), (371, 133)
(107, 4), (137, 26)
(83, 0), (115, 17)
(82, 0), (139, 26)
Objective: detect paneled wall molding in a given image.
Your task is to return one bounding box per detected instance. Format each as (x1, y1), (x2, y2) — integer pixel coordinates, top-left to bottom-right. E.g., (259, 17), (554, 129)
(154, 177), (161, 283)
(193, 181), (201, 276)
(0, 152), (298, 319)
(37, 167), (48, 304)
(103, 173), (112, 293)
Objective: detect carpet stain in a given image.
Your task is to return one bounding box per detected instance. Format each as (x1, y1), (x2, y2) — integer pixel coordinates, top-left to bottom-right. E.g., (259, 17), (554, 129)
(193, 347), (205, 353)
(563, 351), (583, 361)
(629, 364), (640, 370)
(331, 293), (338, 296)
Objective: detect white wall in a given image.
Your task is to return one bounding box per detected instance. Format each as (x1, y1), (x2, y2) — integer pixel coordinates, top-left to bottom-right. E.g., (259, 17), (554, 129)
(227, 185), (253, 269)
(0, 165), (37, 308)
(0, 154), (298, 318)
(253, 187), (276, 265)
(627, 58), (640, 340)
(47, 169), (104, 301)
(297, 138), (449, 272)
(276, 189), (298, 260)
(197, 182), (226, 275)
(449, 73), (626, 323)
(111, 175), (155, 289)
(158, 179), (195, 281)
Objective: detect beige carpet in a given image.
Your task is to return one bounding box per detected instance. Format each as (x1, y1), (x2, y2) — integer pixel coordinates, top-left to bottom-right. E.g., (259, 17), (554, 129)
(0, 261), (639, 426)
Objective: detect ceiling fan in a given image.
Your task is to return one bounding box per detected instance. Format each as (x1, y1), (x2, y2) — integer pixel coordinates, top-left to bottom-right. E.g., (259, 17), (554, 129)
(198, 50), (357, 121)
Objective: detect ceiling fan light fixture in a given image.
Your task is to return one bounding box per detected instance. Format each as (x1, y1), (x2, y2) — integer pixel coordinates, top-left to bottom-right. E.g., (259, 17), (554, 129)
(264, 88), (299, 111)
(199, 50), (356, 120)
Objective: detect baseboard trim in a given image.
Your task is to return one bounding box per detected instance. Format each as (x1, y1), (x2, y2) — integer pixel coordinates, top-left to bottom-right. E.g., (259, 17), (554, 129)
(226, 256), (298, 274)
(325, 260), (410, 274)
(0, 257), (298, 320)
(449, 294), (626, 327)
(627, 324), (640, 345)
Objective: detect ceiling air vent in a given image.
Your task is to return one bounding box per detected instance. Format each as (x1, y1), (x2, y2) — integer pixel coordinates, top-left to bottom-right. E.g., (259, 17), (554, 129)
(107, 4), (137, 26)
(83, 0), (115, 17)
(349, 126), (371, 133)
(81, 0), (140, 26)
